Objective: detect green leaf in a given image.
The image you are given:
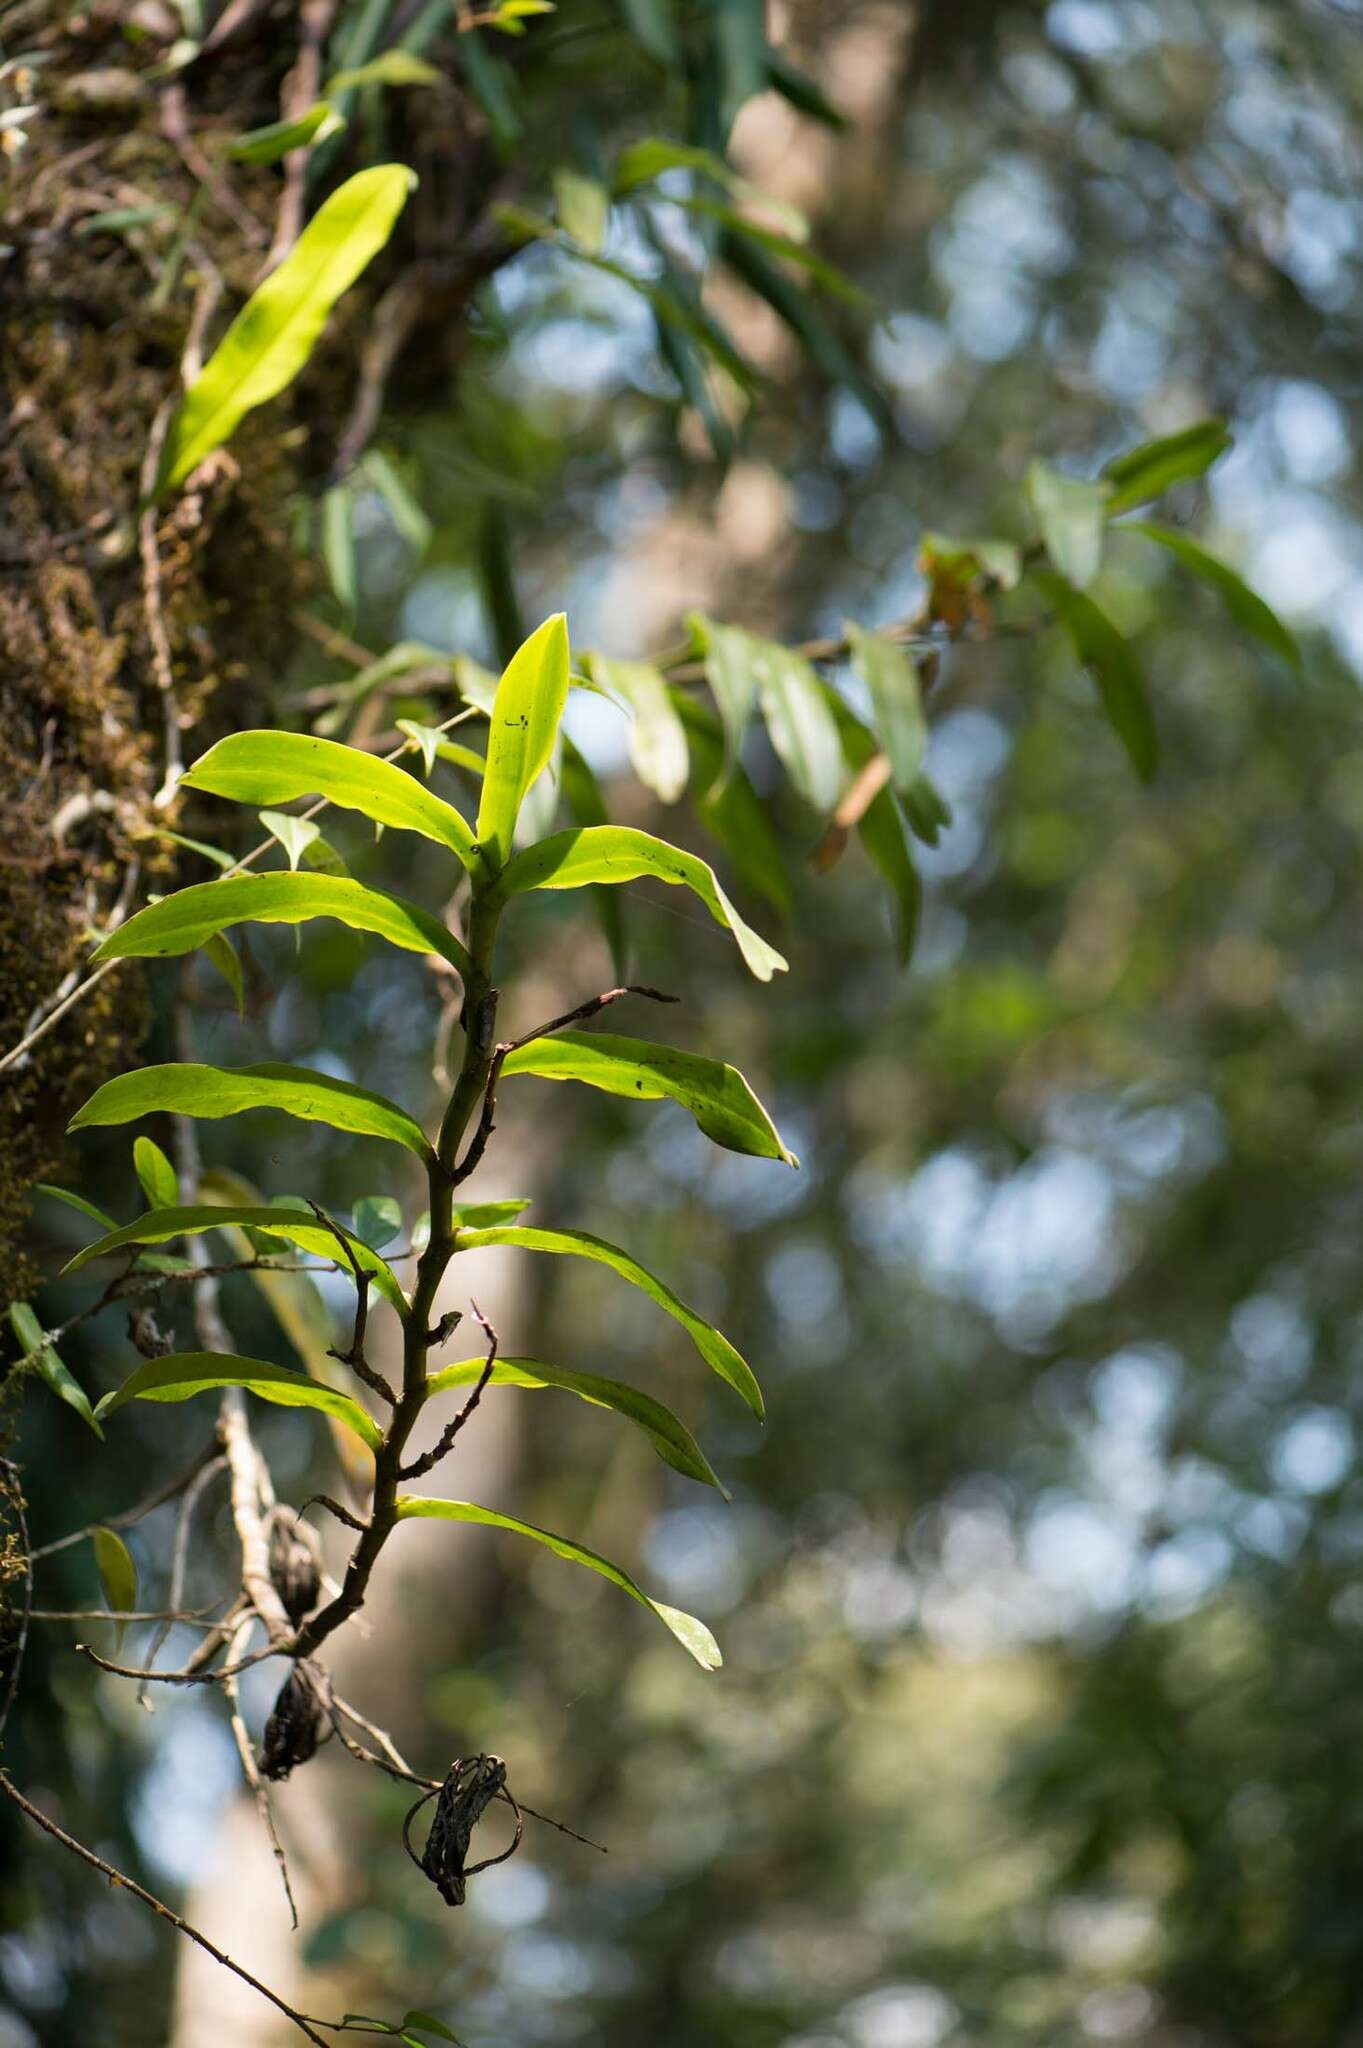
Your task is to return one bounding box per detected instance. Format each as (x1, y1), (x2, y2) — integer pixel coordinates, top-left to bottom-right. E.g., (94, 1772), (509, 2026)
(612, 135), (807, 240)
(353, 1195), (402, 1251)
(617, 0), (680, 66)
(587, 652), (689, 804)
(554, 168), (609, 254)
(674, 694), (791, 917)
(182, 731), (477, 869)
(846, 622), (927, 792)
(680, 196), (866, 306)
(133, 1136), (179, 1209)
(61, 1202), (407, 1312)
(34, 1182), (117, 1232)
(393, 1497), (721, 1667)
(497, 825), (787, 982)
(450, 1199), (531, 1227)
(326, 51), (443, 92)
(259, 809), (321, 870)
(97, 1354), (383, 1452)
(918, 531), (1022, 591)
(426, 1354), (723, 1491)
(361, 449), (432, 556)
(1026, 459), (1109, 590)
(1102, 418), (1232, 516)
(455, 1223), (762, 1417)
(1034, 569), (1158, 783)
(689, 614), (756, 785)
(313, 640), (455, 736)
(203, 931), (245, 1013)
(399, 2016), (462, 2047)
(750, 638), (844, 813)
(9, 1302), (102, 1437)
(227, 102), (345, 164)
(147, 827), (237, 871)
(70, 1062), (435, 1164)
(92, 1527), (137, 1647)
(504, 1029), (796, 1166)
(1127, 520), (1299, 669)
(93, 872), (471, 977)
(322, 485), (357, 612)
(475, 614), (571, 871)
(156, 165), (416, 496)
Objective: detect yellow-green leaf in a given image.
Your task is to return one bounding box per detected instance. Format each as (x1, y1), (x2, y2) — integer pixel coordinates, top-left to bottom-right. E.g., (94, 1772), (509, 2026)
(394, 1496), (721, 1667)
(156, 164), (416, 496)
(475, 614), (570, 871)
(97, 1353), (383, 1451)
(70, 1061), (434, 1164)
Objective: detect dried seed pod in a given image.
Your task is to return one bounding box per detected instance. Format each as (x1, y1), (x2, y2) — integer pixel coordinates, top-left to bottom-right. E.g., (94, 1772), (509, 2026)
(266, 1508), (321, 1623)
(259, 1663), (324, 1781)
(403, 1754), (517, 1906)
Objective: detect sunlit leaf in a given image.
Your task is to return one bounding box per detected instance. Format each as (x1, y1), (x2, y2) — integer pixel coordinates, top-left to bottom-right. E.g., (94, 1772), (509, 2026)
(9, 1302), (102, 1436)
(587, 652), (688, 803)
(1026, 459), (1108, 590)
(93, 872), (471, 977)
(689, 614), (756, 785)
(260, 809), (321, 871)
(751, 638), (844, 812)
(426, 1354), (724, 1490)
(97, 1353), (383, 1451)
(394, 1497), (721, 1667)
(1127, 521), (1300, 669)
(155, 165), (416, 496)
(612, 134), (807, 240)
(503, 1030), (796, 1164)
(475, 614), (570, 871)
(825, 694), (920, 965)
(450, 1199), (531, 1227)
(70, 1062), (435, 1164)
(133, 1136), (179, 1210)
(1102, 418), (1231, 516)
(182, 731), (477, 869)
(454, 1223), (763, 1416)
(496, 825), (787, 982)
(1035, 569), (1158, 783)
(61, 1202), (406, 1312)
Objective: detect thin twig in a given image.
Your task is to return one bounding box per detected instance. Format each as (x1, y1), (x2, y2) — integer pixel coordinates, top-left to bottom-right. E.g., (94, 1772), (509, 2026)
(0, 1773), (330, 2045)
(224, 1614), (300, 1926)
(139, 1452), (228, 1705)
(399, 1303), (498, 1481)
(75, 1637), (282, 1685)
(306, 1201), (393, 1406)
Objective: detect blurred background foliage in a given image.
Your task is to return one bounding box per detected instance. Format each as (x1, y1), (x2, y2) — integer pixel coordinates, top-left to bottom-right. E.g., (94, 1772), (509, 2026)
(8, 0), (1363, 2044)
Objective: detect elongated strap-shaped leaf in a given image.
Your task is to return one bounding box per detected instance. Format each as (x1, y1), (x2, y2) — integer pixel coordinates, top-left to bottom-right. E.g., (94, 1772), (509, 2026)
(1034, 570), (1157, 783)
(827, 693), (921, 968)
(846, 622), (927, 797)
(70, 1062), (434, 1163)
(674, 693), (792, 917)
(425, 1355), (724, 1491)
(503, 1030), (797, 1166)
(93, 872), (471, 977)
(62, 1203), (406, 1312)
(496, 826), (787, 982)
(475, 614), (570, 870)
(689, 614), (757, 785)
(455, 1224), (762, 1417)
(156, 165), (415, 496)
(1127, 521), (1299, 670)
(1027, 459), (1108, 590)
(182, 732), (476, 867)
(97, 1353), (382, 1452)
(1102, 418), (1231, 516)
(588, 652), (689, 803)
(10, 1301), (102, 1436)
(393, 1497), (720, 1668)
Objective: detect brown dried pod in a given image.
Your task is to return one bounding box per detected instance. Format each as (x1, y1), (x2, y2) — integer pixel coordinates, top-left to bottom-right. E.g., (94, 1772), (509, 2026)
(402, 1754), (520, 1907)
(259, 1663), (324, 1782)
(266, 1508), (321, 1623)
